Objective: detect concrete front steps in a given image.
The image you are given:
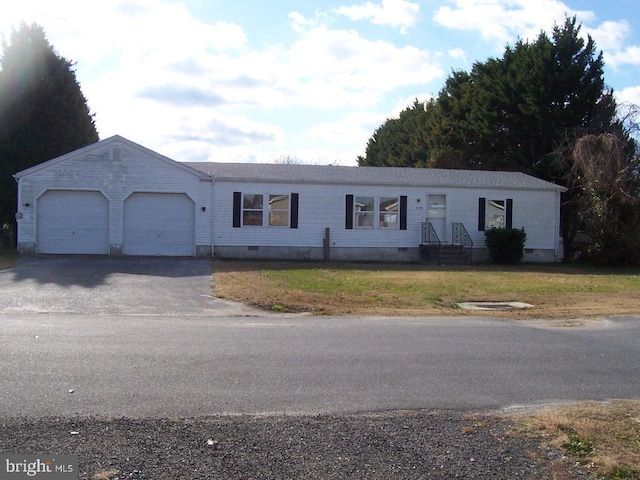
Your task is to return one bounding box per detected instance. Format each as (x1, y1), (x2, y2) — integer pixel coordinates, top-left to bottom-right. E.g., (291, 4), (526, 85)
(419, 244), (471, 266)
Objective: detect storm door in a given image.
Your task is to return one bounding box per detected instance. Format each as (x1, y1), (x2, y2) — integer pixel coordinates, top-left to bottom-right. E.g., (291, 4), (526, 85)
(427, 194), (447, 242)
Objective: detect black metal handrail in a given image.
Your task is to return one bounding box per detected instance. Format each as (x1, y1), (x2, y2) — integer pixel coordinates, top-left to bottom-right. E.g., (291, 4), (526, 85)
(451, 222), (473, 264)
(421, 222), (441, 246)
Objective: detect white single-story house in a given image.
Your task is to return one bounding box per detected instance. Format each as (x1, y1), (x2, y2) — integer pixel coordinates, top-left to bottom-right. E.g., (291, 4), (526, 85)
(14, 135), (566, 262)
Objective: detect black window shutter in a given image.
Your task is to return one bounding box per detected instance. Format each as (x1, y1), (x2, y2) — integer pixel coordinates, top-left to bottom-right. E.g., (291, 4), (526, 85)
(478, 197), (486, 231)
(399, 196), (408, 230)
(345, 194), (354, 229)
(506, 198), (513, 229)
(290, 193), (299, 229)
(233, 192), (242, 228)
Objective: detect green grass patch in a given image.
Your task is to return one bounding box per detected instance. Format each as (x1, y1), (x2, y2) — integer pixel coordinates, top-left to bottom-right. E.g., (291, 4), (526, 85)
(213, 260), (640, 317)
(259, 263), (639, 299)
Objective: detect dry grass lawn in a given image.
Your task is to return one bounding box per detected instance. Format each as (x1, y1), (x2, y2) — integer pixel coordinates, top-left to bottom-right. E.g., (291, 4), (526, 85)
(212, 259), (640, 318)
(506, 400), (640, 479)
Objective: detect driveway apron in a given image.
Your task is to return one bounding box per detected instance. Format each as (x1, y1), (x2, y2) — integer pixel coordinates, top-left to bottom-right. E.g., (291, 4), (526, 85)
(0, 256), (255, 316)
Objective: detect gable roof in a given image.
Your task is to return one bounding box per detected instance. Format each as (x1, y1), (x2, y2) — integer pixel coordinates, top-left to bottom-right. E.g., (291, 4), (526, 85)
(184, 162), (566, 192)
(14, 135), (211, 180)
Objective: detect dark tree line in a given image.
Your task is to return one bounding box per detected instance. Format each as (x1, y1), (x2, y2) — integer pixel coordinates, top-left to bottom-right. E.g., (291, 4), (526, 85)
(0, 23), (98, 230)
(358, 17), (639, 264)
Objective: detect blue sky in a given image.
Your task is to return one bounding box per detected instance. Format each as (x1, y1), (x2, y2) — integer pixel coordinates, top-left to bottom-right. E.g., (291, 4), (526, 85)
(2, 0), (639, 165)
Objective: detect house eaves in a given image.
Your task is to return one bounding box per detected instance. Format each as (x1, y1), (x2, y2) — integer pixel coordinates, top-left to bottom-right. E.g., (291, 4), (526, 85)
(183, 162), (567, 192)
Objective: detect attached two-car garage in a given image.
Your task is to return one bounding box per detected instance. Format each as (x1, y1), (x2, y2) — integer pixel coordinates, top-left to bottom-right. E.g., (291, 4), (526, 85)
(16, 136), (214, 257)
(35, 190), (196, 256)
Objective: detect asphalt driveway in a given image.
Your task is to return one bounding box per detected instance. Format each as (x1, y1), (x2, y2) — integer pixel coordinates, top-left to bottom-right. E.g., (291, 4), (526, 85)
(0, 256), (258, 316)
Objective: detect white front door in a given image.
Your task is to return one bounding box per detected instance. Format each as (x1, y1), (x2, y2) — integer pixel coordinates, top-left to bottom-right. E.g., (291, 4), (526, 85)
(427, 194), (447, 242)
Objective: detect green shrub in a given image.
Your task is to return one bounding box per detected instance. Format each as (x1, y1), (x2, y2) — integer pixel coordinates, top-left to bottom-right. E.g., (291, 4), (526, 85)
(484, 227), (526, 264)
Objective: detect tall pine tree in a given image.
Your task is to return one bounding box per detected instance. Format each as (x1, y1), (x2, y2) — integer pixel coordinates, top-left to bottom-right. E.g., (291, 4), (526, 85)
(358, 16), (615, 179)
(0, 23), (98, 228)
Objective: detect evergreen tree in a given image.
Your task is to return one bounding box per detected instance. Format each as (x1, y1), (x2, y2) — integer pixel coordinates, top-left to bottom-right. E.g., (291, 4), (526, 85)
(357, 17), (618, 254)
(0, 23), (98, 228)
(357, 99), (432, 167)
(358, 16), (614, 179)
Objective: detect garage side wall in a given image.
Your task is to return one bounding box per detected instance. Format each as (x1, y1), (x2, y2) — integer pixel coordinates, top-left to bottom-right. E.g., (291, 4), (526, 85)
(16, 140), (212, 256)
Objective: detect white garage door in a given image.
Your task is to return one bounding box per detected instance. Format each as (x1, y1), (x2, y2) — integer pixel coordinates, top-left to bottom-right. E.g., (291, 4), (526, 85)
(123, 193), (195, 256)
(37, 190), (109, 254)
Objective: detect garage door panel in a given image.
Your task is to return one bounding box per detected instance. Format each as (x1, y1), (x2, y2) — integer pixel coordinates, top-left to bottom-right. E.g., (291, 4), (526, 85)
(123, 193), (195, 256)
(37, 191), (109, 254)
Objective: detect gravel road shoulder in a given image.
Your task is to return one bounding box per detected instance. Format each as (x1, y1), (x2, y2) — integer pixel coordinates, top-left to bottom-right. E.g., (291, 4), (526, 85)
(1, 410), (589, 479)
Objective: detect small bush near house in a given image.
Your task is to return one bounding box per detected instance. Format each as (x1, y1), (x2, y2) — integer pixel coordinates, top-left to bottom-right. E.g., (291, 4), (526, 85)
(484, 227), (526, 264)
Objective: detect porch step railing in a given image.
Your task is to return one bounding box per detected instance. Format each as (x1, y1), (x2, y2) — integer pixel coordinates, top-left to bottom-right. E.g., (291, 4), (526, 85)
(421, 222), (441, 246)
(420, 222), (474, 265)
(419, 222), (441, 264)
(451, 222), (473, 264)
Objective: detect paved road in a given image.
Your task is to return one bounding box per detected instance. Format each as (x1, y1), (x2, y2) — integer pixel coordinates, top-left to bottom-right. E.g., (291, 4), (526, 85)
(1, 257), (639, 418)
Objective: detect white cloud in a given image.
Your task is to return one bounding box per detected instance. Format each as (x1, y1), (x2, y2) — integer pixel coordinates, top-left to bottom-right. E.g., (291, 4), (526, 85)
(1, 0), (247, 68)
(448, 47), (467, 62)
(607, 45), (640, 69)
(1, 1), (445, 165)
(583, 21), (640, 70)
(586, 20), (630, 51)
(615, 86), (640, 107)
(284, 27), (442, 108)
(289, 11), (323, 33)
(334, 0), (420, 33)
(433, 0), (595, 45)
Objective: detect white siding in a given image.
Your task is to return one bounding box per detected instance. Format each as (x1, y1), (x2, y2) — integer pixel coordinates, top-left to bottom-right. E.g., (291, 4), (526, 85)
(16, 137), (211, 256)
(213, 181), (561, 252)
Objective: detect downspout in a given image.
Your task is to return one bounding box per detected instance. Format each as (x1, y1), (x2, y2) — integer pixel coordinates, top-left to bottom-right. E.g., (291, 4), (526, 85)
(210, 178), (215, 257)
(12, 174), (20, 249)
(555, 190), (563, 261)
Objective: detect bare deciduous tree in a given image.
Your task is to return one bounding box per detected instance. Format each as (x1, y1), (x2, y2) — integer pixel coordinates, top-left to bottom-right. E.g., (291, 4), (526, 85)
(570, 131), (640, 265)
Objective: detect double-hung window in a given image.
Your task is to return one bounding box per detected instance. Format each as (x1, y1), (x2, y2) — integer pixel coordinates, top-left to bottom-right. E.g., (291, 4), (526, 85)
(379, 197), (399, 228)
(486, 200), (505, 229)
(355, 196), (375, 227)
(346, 195), (407, 230)
(268, 194), (289, 226)
(242, 194), (264, 226)
(233, 192), (299, 228)
(478, 197), (513, 230)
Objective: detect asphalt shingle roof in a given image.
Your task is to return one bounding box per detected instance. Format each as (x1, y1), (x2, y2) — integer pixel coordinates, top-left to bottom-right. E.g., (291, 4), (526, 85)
(183, 162), (566, 191)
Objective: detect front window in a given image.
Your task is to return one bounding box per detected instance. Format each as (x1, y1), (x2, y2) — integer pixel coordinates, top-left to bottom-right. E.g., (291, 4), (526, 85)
(243, 194), (263, 226)
(268, 194), (289, 226)
(379, 197), (399, 228)
(355, 196), (375, 227)
(487, 200), (505, 229)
